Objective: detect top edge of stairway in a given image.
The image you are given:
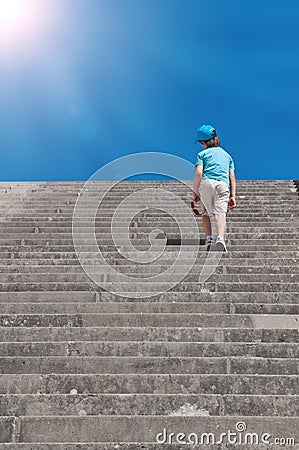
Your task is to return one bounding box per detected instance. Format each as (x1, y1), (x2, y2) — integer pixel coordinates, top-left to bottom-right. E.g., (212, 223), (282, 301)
(0, 180), (295, 185)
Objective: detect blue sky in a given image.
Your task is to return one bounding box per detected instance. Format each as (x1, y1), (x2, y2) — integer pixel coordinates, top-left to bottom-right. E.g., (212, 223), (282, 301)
(0, 0), (298, 181)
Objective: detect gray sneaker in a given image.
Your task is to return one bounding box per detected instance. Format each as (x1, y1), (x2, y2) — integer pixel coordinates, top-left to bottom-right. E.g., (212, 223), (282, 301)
(205, 237), (215, 252)
(215, 237), (227, 252)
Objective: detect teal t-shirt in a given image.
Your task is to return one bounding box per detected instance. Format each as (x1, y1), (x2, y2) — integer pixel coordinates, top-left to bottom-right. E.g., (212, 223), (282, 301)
(195, 146), (235, 186)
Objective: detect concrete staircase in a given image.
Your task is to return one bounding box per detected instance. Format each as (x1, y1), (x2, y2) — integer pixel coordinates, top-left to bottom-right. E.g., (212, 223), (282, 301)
(0, 179), (298, 449)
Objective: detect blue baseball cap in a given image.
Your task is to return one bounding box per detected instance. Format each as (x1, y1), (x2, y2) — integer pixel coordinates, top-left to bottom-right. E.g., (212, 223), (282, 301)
(194, 124), (217, 144)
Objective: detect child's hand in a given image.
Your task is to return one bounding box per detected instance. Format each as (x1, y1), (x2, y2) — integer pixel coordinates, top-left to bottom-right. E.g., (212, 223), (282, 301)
(228, 196), (236, 210)
(193, 191), (200, 202)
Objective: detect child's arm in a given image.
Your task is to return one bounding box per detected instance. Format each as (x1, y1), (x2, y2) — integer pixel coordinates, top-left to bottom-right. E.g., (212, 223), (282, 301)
(228, 168), (237, 210)
(193, 165), (203, 201)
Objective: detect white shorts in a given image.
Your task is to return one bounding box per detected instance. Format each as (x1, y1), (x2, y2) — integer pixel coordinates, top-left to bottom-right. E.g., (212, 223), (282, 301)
(198, 178), (230, 216)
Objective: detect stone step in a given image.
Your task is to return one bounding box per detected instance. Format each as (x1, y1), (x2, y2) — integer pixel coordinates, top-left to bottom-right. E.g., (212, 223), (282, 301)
(0, 313), (298, 328)
(1, 203), (296, 212)
(101, 248), (299, 256)
(1, 187), (293, 195)
(1, 218), (297, 227)
(9, 192), (298, 198)
(1, 193), (294, 201)
(8, 416), (299, 445)
(0, 197), (296, 206)
(0, 272), (297, 284)
(0, 226), (297, 234)
(0, 302), (298, 315)
(5, 244), (299, 252)
(7, 197), (294, 204)
(1, 211), (298, 218)
(1, 244), (298, 252)
(0, 257), (296, 267)
(103, 250), (299, 259)
(3, 243), (299, 252)
(1, 195), (294, 205)
(1, 204), (298, 212)
(1, 206), (298, 214)
(2, 251), (299, 260)
(0, 291), (97, 302)
(1, 185), (294, 191)
(0, 186), (293, 193)
(0, 192), (297, 198)
(0, 181), (293, 188)
(1, 241), (298, 252)
(0, 356), (298, 374)
(0, 234), (298, 244)
(1, 195), (295, 205)
(0, 227), (295, 236)
(2, 227), (299, 236)
(0, 263), (298, 275)
(0, 196), (297, 204)
(0, 281), (298, 293)
(0, 185), (293, 193)
(1, 184), (296, 190)
(87, 282), (299, 293)
(1, 222), (299, 233)
(1, 223), (296, 231)
(0, 393), (298, 417)
(114, 267), (299, 276)
(0, 264), (298, 275)
(0, 341), (298, 358)
(99, 291), (299, 303)
(0, 373), (297, 395)
(0, 291), (297, 303)
(0, 327), (297, 343)
(0, 302), (233, 314)
(1, 217), (296, 223)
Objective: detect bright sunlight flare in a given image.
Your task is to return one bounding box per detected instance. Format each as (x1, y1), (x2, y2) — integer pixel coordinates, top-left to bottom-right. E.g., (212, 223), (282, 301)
(0, 0), (28, 27)
(0, 0), (55, 56)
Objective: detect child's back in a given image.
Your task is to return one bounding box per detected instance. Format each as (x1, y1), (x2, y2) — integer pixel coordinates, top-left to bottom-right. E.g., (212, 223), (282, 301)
(195, 146), (234, 187)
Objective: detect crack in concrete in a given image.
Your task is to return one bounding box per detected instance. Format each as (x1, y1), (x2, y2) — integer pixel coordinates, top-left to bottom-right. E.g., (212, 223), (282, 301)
(11, 416), (21, 443)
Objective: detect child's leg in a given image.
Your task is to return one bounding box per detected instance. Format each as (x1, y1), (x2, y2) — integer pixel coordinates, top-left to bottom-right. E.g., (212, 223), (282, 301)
(214, 214), (226, 239)
(199, 180), (214, 239)
(213, 182), (230, 240)
(202, 215), (212, 237)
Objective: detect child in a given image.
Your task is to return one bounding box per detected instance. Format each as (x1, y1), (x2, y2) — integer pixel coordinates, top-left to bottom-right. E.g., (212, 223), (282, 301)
(192, 124), (236, 252)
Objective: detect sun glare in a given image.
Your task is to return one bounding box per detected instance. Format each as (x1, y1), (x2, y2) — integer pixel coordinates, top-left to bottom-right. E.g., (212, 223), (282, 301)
(0, 0), (55, 56)
(0, 0), (28, 28)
